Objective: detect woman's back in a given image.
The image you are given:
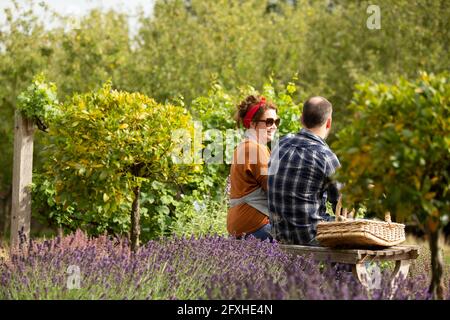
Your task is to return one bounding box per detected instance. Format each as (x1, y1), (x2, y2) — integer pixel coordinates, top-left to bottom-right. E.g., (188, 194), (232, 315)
(226, 95), (279, 241)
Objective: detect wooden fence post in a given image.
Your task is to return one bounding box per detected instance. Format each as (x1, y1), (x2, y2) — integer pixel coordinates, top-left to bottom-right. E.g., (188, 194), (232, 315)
(10, 111), (34, 248)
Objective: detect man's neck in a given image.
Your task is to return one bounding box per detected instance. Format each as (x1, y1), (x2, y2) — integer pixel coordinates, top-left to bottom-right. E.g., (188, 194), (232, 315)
(304, 127), (327, 140)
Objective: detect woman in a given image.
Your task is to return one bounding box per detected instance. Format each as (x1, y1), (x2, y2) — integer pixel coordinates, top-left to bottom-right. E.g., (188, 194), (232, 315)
(227, 95), (280, 241)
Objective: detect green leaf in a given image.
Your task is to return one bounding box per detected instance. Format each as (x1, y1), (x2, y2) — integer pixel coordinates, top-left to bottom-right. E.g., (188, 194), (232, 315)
(99, 171), (108, 180)
(156, 205), (170, 215)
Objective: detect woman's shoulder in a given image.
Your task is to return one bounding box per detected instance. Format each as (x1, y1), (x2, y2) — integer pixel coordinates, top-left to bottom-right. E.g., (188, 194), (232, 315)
(235, 139), (270, 159)
(241, 139), (268, 149)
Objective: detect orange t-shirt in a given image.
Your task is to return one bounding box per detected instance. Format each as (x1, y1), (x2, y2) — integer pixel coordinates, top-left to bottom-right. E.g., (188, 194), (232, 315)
(227, 139), (270, 237)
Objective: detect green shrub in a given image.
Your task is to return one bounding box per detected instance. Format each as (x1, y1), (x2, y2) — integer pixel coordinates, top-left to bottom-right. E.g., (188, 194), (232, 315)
(170, 193), (228, 238)
(333, 72), (450, 298)
(333, 72), (450, 223)
(34, 82), (200, 241)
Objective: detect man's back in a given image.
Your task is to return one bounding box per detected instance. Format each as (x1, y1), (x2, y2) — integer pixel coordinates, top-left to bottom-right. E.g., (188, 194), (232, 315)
(268, 128), (340, 245)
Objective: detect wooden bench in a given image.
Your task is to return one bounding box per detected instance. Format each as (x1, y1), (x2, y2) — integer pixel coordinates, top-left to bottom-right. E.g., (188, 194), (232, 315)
(280, 244), (420, 290)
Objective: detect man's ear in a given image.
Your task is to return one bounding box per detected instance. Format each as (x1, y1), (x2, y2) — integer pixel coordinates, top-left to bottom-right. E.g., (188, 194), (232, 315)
(326, 117), (332, 129)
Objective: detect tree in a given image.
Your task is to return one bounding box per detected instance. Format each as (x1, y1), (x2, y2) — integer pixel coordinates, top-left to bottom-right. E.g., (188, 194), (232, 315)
(333, 72), (450, 299)
(133, 0), (310, 103)
(47, 9), (132, 98)
(133, 0), (450, 126)
(0, 0), (54, 200)
(38, 82), (199, 250)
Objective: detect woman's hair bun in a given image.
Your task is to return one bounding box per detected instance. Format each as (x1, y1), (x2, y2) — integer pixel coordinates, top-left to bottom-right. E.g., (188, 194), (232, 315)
(235, 95), (260, 125)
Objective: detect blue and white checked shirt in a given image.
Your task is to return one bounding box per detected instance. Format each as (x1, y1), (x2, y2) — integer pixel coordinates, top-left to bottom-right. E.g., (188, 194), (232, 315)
(267, 128), (341, 245)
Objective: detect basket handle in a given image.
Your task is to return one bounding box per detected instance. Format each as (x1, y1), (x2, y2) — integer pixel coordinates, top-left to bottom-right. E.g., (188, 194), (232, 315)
(385, 212), (392, 223)
(335, 196), (342, 219)
(335, 196), (354, 221)
(335, 196), (349, 220)
(348, 208), (355, 219)
(342, 207), (348, 218)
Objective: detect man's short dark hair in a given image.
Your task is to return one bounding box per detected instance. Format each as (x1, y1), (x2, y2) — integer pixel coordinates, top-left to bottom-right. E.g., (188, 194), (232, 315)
(302, 96), (332, 128)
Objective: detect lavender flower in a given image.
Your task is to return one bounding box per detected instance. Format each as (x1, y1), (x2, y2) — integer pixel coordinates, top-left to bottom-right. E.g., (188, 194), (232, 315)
(0, 230), (448, 300)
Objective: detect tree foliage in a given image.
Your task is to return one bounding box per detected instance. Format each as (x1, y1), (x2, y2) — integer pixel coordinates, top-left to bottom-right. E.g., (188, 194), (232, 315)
(35, 82), (199, 238)
(17, 73), (59, 129)
(333, 72), (450, 299)
(333, 72), (450, 226)
(47, 9), (132, 98)
(0, 1), (53, 190)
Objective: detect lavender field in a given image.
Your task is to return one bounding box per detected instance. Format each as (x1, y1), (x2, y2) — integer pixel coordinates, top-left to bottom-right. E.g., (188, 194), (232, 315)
(1, 231), (448, 300)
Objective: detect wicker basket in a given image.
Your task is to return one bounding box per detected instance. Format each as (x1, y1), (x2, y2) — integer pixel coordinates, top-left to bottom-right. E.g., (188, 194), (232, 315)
(316, 199), (405, 248)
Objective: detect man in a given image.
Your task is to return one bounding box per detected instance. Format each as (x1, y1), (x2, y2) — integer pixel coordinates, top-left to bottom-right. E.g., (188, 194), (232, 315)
(268, 96), (341, 245)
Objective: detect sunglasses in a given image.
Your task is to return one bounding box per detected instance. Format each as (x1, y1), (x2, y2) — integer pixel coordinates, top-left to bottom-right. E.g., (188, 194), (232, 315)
(256, 118), (281, 127)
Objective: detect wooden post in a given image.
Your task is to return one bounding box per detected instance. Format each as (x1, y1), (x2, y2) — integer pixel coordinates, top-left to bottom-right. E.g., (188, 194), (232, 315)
(10, 111), (34, 248)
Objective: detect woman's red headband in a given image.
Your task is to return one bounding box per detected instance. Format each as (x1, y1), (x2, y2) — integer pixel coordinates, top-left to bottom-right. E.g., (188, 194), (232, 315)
(243, 97), (266, 129)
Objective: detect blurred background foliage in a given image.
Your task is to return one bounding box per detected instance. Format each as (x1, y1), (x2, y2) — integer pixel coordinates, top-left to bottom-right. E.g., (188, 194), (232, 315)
(333, 72), (450, 226)
(0, 0), (449, 239)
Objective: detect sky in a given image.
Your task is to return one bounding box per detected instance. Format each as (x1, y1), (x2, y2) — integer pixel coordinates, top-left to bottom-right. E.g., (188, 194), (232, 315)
(0, 0), (156, 35)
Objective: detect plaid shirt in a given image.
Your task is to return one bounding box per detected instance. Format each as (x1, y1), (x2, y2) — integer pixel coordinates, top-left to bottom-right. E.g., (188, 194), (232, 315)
(267, 128), (341, 245)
